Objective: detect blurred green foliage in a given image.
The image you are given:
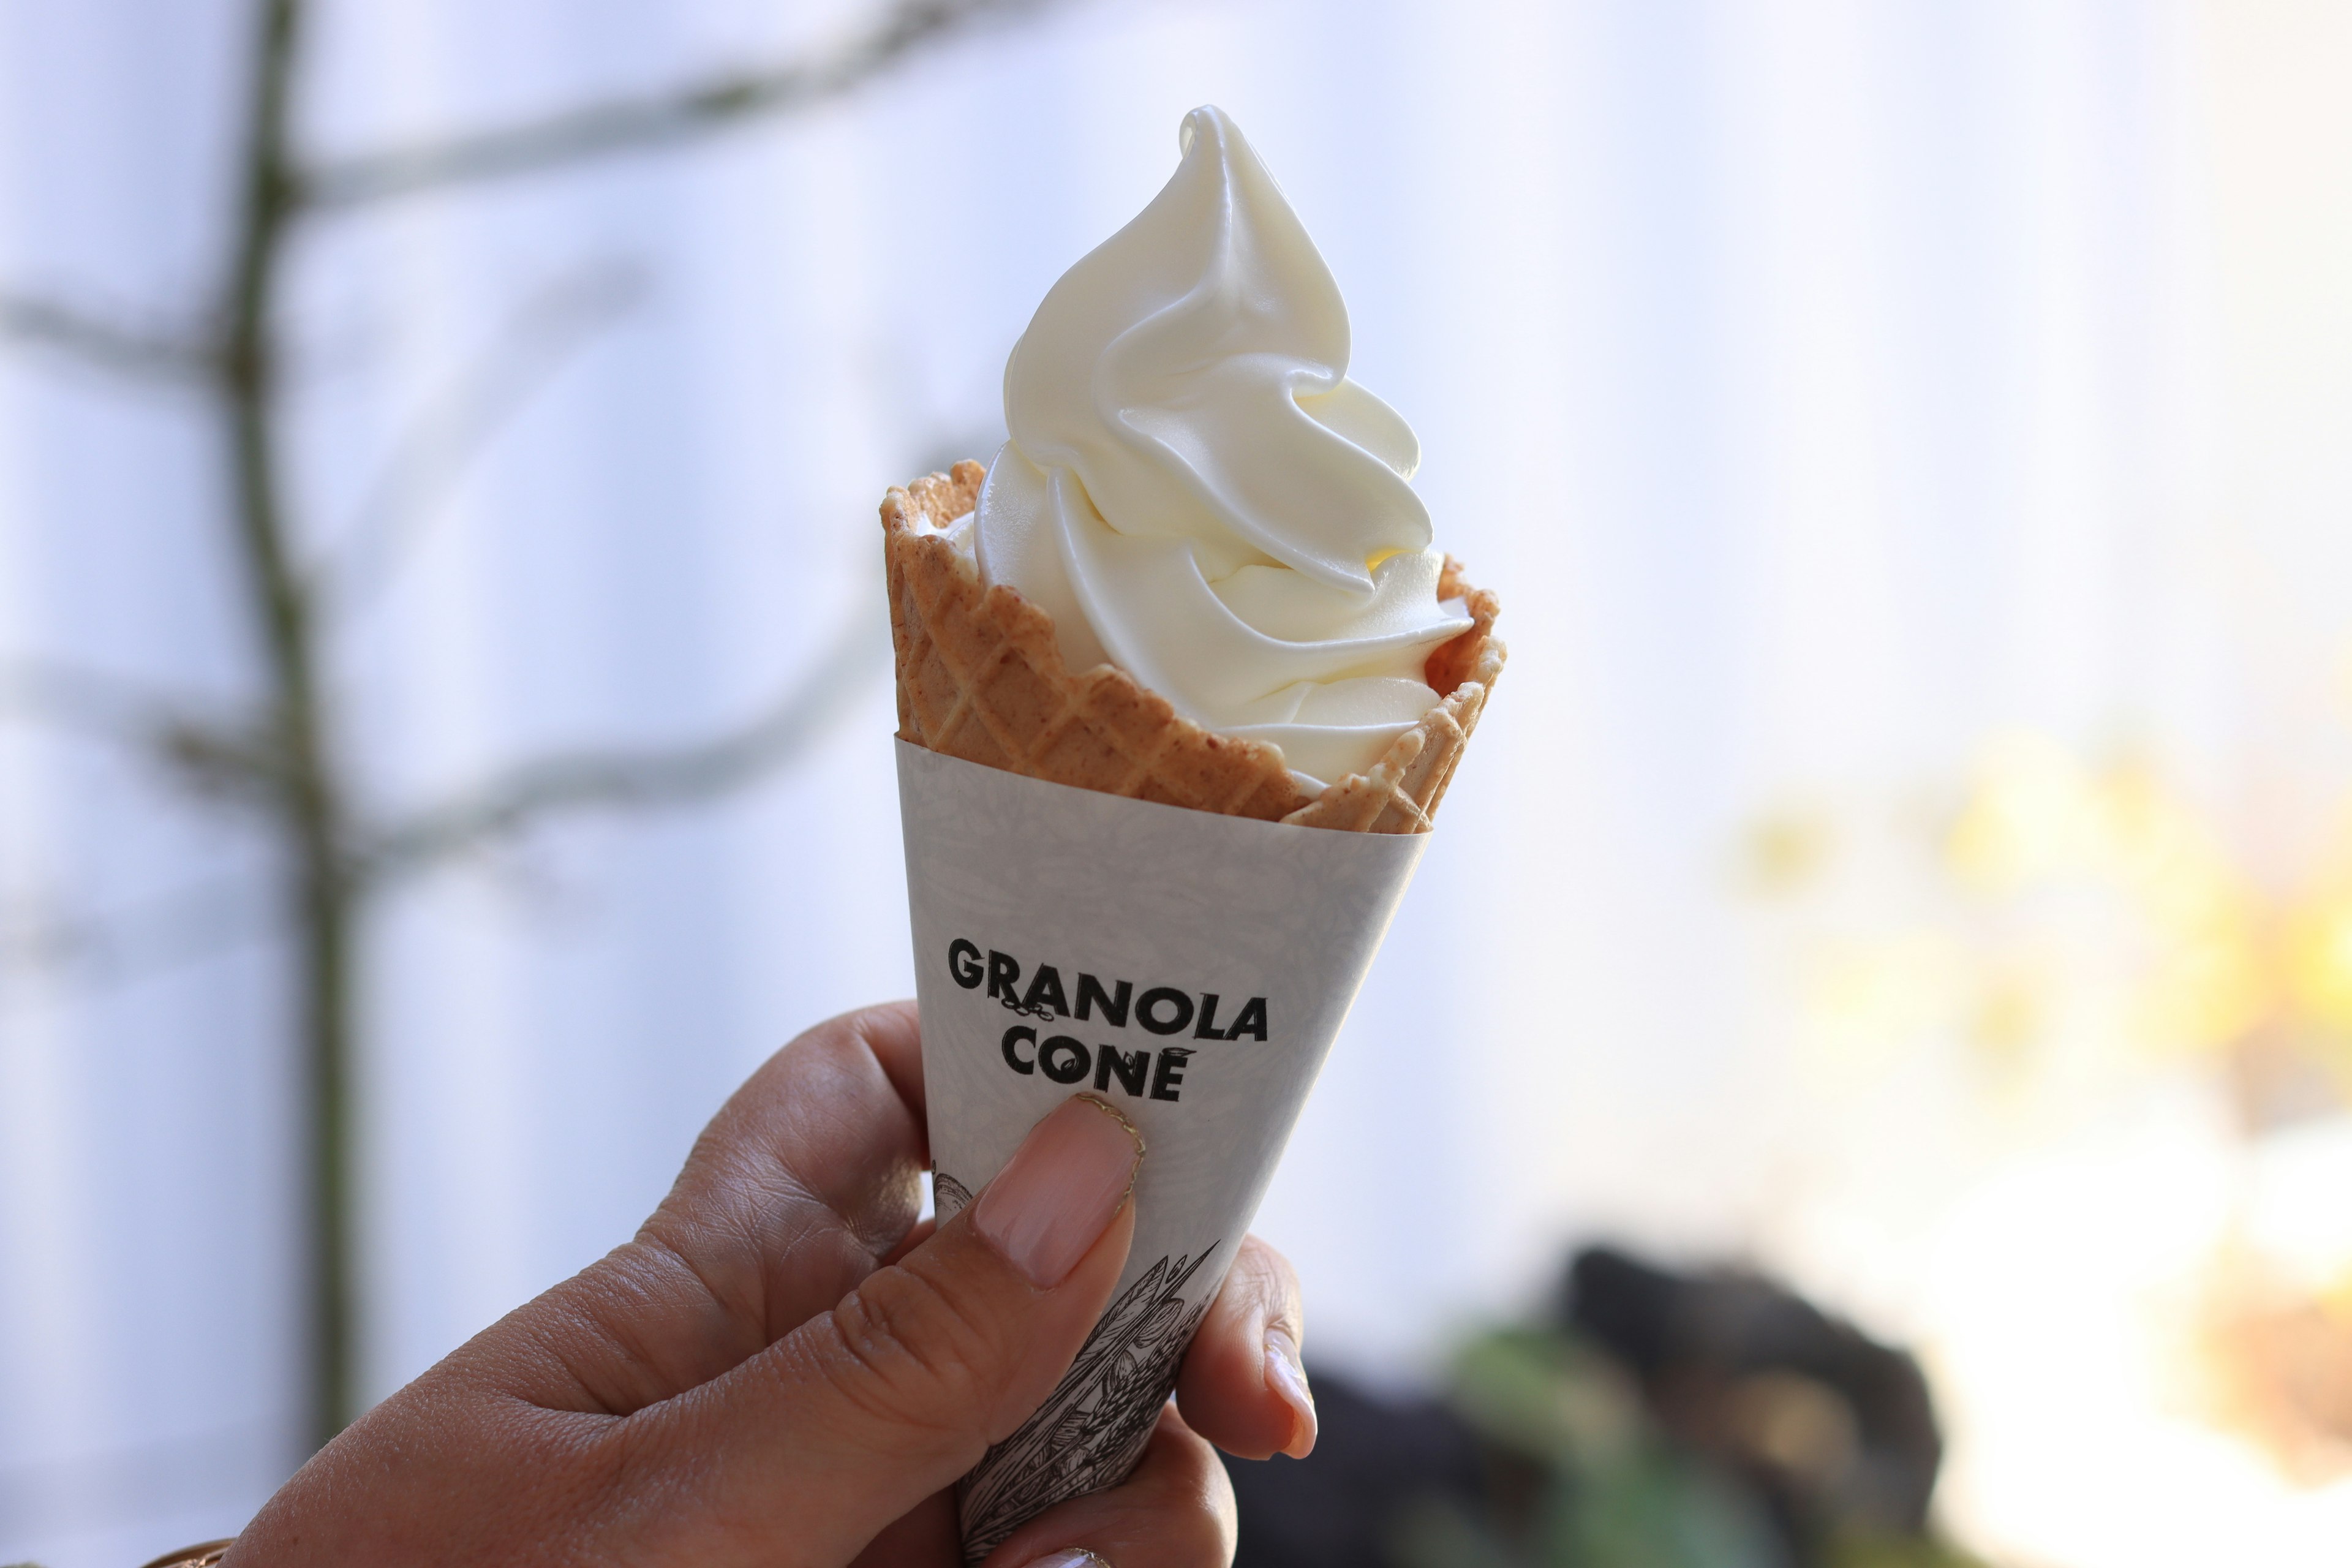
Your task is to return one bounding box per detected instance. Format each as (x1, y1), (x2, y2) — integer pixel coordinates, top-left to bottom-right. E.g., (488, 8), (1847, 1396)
(1388, 1328), (1992, 1568)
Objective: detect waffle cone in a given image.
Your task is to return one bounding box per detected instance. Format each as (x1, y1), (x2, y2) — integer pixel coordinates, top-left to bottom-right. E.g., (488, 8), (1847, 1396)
(884, 460), (1504, 833)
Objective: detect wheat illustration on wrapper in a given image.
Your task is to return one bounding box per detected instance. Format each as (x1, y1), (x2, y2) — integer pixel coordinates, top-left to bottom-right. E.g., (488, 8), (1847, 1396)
(932, 1170), (975, 1222)
(958, 1245), (1221, 1560)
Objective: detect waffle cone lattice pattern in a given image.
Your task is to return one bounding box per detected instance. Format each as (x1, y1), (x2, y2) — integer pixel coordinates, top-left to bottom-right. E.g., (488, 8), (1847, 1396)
(884, 461), (1504, 833)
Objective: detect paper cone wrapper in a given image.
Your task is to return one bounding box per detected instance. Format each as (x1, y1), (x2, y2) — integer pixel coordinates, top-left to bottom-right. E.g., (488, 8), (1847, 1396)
(897, 739), (1428, 1557)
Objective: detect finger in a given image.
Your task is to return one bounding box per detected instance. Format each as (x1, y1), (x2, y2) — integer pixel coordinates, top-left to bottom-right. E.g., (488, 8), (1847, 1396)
(847, 1487), (957, 1566)
(881, 1215), (938, 1267)
(977, 1404), (1237, 1568)
(652, 997), (930, 1324)
(1175, 1234), (1314, 1460)
(615, 1094), (1147, 1568)
(494, 1001), (930, 1415)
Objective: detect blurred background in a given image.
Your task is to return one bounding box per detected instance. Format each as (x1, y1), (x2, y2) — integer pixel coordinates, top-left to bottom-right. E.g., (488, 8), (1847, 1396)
(5, 0), (2352, 1563)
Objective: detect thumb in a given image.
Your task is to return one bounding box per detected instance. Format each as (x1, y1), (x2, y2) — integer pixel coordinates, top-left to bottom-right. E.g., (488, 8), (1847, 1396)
(615, 1094), (1145, 1567)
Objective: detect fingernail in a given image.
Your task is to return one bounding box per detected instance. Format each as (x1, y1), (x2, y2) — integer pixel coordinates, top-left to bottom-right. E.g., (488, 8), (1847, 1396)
(1265, 1325), (1317, 1458)
(1020, 1551), (1110, 1568)
(971, 1095), (1143, 1289)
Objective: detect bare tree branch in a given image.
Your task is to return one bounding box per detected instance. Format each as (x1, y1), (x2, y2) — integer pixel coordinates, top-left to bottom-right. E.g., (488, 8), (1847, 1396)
(0, 658), (202, 744)
(5, 0), (1076, 1455)
(359, 608), (885, 880)
(0, 872), (279, 1001)
(322, 258), (651, 616)
(298, 0), (1060, 210)
(0, 657), (291, 812)
(0, 290), (214, 380)
(213, 0), (364, 1452)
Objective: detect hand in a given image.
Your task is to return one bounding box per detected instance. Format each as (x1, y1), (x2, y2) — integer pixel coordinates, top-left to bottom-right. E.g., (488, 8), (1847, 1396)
(224, 1001), (1316, 1567)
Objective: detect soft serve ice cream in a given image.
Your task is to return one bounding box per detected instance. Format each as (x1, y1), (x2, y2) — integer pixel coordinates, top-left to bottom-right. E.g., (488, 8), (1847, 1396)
(960, 106), (1471, 791)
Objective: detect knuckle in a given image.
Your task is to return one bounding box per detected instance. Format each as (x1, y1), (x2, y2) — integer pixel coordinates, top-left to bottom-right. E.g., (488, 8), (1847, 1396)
(821, 1261), (1003, 1438)
(1242, 1233), (1303, 1297)
(1142, 1453), (1238, 1564)
(1175, 1469), (1240, 1562)
(1119, 1417), (1238, 1562)
(1223, 1240), (1302, 1335)
(1159, 1417), (1235, 1502)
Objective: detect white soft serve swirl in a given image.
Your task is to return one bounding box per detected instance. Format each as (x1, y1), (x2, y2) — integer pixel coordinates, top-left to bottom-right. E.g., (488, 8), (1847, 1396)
(968, 105), (1469, 791)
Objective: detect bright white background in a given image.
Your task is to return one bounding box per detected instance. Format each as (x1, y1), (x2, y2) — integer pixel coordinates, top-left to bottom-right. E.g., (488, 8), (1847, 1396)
(6, 1), (2351, 1564)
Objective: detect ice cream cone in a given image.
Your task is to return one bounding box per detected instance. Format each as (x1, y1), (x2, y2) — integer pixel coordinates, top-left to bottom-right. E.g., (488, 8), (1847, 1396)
(883, 459), (1504, 833)
(885, 464), (1502, 1559)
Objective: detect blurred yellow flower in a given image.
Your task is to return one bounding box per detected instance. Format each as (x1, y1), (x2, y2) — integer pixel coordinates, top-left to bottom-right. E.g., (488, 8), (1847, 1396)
(1740, 805), (1836, 896)
(1945, 732), (2100, 891)
(1754, 729), (2352, 1112)
(2286, 890), (2352, 1035)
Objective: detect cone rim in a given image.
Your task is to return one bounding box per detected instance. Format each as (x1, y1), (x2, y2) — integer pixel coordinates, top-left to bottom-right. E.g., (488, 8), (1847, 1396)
(883, 459), (1504, 834)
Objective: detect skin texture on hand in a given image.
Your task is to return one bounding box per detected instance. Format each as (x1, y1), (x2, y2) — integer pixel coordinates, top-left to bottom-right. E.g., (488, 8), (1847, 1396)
(222, 1001), (1313, 1568)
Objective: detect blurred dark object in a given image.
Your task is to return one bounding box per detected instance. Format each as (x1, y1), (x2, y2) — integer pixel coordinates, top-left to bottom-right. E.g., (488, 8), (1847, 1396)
(1227, 1245), (1986, 1568)
(1563, 1246), (1943, 1550)
(1224, 1374), (1485, 1568)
